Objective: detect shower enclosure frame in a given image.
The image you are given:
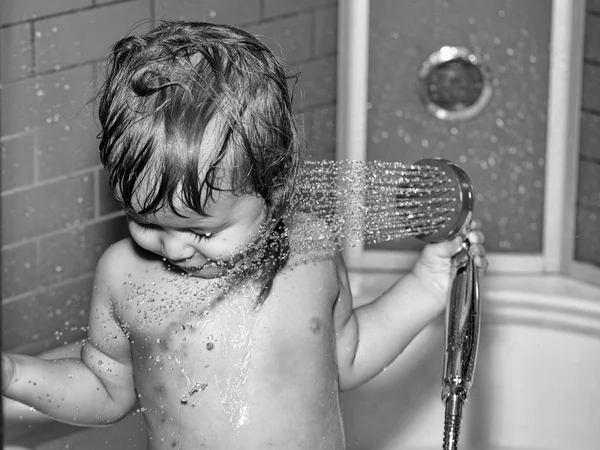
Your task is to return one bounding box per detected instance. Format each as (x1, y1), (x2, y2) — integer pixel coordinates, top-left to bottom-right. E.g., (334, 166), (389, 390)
(336, 0), (598, 285)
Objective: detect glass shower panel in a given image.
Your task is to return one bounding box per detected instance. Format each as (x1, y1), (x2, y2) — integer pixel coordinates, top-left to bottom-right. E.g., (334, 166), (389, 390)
(366, 0), (551, 253)
(575, 7), (600, 267)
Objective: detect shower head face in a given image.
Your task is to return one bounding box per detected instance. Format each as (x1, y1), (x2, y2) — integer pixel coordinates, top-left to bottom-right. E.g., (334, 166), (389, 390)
(290, 158), (475, 249)
(412, 158), (474, 243)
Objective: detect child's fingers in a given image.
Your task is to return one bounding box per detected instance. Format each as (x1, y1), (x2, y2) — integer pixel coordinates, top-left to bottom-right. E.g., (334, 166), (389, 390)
(469, 243), (486, 257)
(420, 235), (464, 260)
(466, 229), (485, 245)
(474, 255), (488, 274)
(458, 212), (473, 237)
(460, 215), (488, 273)
(468, 238), (488, 274)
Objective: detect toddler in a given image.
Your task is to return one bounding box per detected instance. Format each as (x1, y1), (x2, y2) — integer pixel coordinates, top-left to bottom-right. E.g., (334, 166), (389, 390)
(2, 21), (487, 450)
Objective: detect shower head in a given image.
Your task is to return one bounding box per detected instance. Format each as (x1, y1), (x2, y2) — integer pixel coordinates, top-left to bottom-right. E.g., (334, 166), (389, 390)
(412, 158), (474, 243)
(292, 158), (476, 248)
(408, 158), (480, 450)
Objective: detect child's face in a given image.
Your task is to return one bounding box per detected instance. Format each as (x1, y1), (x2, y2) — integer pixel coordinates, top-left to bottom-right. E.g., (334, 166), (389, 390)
(126, 191), (268, 278)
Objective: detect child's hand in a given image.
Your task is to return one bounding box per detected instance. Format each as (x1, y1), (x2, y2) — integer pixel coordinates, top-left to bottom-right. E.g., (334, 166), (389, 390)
(2, 352), (15, 394)
(412, 215), (487, 308)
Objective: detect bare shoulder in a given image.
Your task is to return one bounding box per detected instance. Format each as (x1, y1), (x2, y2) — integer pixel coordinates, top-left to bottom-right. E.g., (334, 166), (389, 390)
(94, 237), (162, 299)
(277, 214), (345, 303)
(284, 212), (356, 320)
(99, 237), (160, 268)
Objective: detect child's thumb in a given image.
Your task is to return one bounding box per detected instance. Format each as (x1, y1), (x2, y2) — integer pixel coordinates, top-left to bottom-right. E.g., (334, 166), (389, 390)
(435, 235), (465, 258)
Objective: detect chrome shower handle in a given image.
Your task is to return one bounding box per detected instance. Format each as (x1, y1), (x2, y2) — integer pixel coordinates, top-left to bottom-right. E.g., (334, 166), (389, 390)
(442, 241), (480, 401)
(411, 157), (481, 402)
(441, 240), (481, 450)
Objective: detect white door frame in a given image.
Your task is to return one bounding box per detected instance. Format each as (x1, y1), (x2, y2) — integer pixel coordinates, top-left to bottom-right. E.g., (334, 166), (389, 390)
(336, 0), (593, 282)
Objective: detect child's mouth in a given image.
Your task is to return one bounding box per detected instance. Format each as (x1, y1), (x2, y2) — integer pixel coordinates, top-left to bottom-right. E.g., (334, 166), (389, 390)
(173, 258), (237, 278)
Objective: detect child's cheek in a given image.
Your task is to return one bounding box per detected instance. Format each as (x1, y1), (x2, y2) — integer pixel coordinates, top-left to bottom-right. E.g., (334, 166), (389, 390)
(202, 237), (233, 261)
(129, 227), (159, 254)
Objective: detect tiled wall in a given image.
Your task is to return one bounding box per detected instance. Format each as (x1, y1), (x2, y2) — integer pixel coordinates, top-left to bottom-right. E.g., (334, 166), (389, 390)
(1, 0), (338, 354)
(576, 1), (600, 267)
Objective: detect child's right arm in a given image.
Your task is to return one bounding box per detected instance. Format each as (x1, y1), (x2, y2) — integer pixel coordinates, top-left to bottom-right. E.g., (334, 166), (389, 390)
(2, 242), (137, 426)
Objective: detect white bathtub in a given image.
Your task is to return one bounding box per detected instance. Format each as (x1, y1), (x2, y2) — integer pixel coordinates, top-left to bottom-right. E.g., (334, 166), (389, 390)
(342, 273), (600, 450)
(5, 274), (600, 450)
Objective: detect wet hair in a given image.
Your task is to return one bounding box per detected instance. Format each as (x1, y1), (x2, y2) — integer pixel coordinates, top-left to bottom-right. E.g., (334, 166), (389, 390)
(96, 20), (301, 220)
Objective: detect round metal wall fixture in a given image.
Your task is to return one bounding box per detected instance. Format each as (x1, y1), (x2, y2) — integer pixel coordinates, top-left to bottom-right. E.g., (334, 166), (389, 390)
(417, 46), (493, 122)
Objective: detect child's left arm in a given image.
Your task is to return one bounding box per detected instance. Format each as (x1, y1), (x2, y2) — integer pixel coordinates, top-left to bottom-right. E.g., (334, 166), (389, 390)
(334, 220), (487, 391)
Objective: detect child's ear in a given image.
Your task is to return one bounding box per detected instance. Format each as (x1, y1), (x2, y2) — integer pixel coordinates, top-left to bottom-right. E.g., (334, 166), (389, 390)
(267, 184), (289, 219)
(267, 187), (284, 216)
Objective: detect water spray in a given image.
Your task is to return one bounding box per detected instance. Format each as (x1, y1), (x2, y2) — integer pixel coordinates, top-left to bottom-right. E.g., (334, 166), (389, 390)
(294, 157), (481, 449)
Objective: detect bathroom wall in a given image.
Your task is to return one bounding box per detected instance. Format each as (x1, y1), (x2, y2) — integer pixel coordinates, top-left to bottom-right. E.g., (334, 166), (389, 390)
(365, 0), (552, 253)
(0, 0), (338, 354)
(576, 2), (600, 267)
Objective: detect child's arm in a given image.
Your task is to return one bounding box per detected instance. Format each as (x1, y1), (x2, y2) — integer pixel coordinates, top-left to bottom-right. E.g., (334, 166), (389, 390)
(334, 225), (486, 391)
(2, 243), (137, 426)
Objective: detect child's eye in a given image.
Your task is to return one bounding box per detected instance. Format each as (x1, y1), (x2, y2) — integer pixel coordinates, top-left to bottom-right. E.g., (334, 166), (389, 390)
(191, 231), (213, 242)
(133, 221), (161, 231)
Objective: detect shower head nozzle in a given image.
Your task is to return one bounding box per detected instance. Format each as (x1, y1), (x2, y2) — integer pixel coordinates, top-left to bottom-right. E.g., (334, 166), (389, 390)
(293, 158), (475, 247)
(413, 158), (474, 243)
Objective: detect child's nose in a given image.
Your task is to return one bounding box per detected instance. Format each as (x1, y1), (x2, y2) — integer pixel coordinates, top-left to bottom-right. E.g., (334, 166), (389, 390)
(160, 233), (195, 261)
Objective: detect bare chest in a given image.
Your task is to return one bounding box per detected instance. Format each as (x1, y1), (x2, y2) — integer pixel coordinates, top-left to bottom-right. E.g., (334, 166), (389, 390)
(111, 265), (343, 446)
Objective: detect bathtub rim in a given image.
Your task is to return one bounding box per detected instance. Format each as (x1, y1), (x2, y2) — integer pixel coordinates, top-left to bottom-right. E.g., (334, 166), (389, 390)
(349, 272), (600, 337)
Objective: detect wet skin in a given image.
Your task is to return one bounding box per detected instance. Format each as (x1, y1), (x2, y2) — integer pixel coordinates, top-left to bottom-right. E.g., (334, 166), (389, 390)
(3, 190), (483, 449)
(98, 238), (346, 449)
(86, 192), (349, 449)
